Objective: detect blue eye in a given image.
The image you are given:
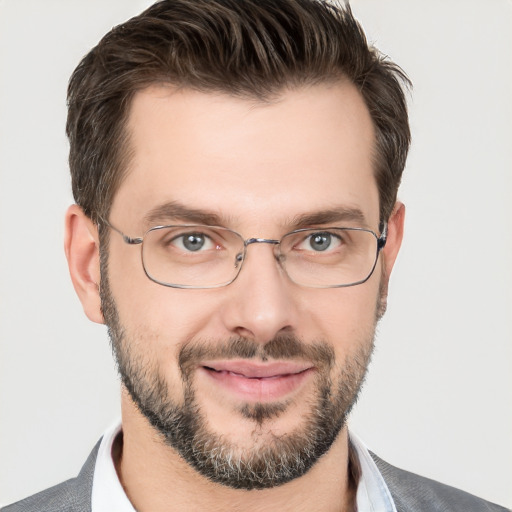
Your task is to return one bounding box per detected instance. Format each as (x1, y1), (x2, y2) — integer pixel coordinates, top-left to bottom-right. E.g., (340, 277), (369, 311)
(309, 233), (332, 251)
(182, 234), (206, 251)
(172, 232), (215, 252)
(302, 231), (343, 252)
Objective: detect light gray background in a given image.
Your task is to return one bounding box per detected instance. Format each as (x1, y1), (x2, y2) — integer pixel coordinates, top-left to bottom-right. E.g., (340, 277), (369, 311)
(0, 0), (510, 507)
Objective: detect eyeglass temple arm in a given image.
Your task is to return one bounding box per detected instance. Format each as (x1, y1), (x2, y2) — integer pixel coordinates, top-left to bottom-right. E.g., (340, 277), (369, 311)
(377, 222), (388, 250)
(98, 217), (143, 245)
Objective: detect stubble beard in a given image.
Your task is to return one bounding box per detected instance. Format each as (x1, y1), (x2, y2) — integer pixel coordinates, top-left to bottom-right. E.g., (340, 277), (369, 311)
(100, 259), (379, 490)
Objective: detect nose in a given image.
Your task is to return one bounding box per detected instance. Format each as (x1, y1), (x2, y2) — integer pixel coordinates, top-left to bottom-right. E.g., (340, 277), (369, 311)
(219, 242), (300, 344)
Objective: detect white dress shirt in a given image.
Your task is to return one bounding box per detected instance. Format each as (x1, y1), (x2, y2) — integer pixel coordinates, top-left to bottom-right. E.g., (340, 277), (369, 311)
(91, 421), (397, 512)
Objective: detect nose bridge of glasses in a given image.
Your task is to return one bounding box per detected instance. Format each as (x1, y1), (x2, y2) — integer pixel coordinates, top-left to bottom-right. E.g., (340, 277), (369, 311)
(243, 238), (282, 262)
(234, 237), (285, 282)
(236, 237), (282, 269)
(244, 237), (280, 247)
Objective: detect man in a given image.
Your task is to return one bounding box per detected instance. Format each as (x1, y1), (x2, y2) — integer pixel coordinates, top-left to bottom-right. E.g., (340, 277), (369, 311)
(2, 1), (508, 511)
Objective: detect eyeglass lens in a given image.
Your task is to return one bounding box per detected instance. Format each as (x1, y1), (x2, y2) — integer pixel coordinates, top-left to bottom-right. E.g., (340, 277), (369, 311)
(140, 225), (380, 289)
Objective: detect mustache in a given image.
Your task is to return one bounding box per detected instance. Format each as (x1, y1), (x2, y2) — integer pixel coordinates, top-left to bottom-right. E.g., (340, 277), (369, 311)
(178, 334), (335, 377)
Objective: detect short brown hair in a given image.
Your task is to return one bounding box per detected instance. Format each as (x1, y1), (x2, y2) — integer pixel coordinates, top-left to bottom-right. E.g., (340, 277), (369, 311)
(67, 0), (411, 225)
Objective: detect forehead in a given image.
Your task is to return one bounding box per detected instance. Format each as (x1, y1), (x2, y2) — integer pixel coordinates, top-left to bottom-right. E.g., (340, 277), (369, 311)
(112, 82), (379, 232)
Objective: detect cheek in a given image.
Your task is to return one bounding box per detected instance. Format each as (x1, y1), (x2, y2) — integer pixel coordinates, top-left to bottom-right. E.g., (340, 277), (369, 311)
(106, 244), (190, 334)
(301, 279), (381, 348)
(110, 265), (222, 352)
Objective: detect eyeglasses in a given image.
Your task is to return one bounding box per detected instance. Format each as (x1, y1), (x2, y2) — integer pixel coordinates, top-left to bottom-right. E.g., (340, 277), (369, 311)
(102, 220), (387, 289)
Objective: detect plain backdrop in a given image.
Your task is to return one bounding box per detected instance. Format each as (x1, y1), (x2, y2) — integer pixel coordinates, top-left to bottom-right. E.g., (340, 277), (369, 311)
(0, 0), (511, 507)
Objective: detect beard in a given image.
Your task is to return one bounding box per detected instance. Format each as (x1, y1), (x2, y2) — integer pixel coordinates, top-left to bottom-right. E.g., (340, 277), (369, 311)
(100, 258), (378, 490)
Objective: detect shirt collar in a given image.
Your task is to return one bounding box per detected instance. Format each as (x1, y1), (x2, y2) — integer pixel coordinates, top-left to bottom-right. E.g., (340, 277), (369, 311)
(92, 421), (396, 512)
(91, 421), (135, 512)
(350, 432), (398, 512)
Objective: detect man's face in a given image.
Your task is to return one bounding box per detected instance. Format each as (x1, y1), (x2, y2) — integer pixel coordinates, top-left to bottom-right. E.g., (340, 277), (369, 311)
(101, 82), (390, 488)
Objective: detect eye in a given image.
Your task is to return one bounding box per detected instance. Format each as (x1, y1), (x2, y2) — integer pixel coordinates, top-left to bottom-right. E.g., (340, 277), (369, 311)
(172, 232), (216, 252)
(300, 231), (342, 252)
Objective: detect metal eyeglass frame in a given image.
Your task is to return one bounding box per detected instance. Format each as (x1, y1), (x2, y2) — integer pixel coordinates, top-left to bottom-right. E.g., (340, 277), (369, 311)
(100, 218), (388, 289)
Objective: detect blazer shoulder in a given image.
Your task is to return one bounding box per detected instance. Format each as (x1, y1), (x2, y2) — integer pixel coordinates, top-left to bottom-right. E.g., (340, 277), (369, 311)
(2, 478), (84, 512)
(370, 452), (510, 512)
(1, 439), (101, 512)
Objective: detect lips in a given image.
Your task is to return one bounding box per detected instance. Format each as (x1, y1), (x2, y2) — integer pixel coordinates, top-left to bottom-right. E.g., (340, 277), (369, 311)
(202, 360), (312, 378)
(199, 359), (315, 402)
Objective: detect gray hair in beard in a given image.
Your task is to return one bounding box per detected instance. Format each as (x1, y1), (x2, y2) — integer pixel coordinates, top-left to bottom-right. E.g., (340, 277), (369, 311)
(99, 251), (378, 489)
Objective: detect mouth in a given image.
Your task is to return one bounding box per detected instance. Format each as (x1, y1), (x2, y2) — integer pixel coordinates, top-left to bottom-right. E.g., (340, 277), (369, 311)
(198, 360), (315, 402)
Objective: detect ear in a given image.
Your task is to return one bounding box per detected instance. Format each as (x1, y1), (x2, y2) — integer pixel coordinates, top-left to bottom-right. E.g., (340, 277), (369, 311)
(376, 202), (404, 318)
(381, 201), (405, 280)
(64, 204), (104, 324)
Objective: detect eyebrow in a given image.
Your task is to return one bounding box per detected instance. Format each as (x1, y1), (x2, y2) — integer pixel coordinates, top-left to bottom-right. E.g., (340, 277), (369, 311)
(144, 201), (227, 227)
(288, 207), (368, 229)
(144, 201), (368, 230)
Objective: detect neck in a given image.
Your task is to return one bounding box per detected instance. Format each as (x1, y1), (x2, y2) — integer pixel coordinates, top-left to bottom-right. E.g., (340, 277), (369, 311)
(115, 391), (357, 512)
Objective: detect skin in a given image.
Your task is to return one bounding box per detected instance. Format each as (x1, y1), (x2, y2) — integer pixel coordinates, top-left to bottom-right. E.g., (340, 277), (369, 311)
(65, 81), (404, 512)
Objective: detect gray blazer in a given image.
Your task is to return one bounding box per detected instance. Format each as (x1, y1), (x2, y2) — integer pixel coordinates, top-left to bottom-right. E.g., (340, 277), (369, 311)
(2, 441), (509, 512)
